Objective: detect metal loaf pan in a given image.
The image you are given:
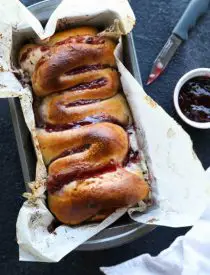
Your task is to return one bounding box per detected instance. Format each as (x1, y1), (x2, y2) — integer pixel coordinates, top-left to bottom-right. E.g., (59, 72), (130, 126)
(9, 0), (155, 251)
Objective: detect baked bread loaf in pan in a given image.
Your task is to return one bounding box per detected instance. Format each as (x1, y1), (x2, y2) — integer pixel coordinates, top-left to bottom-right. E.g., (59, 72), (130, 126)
(19, 26), (149, 225)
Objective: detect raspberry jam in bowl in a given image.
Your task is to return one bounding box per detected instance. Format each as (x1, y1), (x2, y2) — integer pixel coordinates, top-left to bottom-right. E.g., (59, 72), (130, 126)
(174, 68), (210, 129)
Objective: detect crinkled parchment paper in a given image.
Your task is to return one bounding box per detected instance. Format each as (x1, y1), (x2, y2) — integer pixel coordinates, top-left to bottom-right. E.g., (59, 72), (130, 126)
(0, 0), (209, 262)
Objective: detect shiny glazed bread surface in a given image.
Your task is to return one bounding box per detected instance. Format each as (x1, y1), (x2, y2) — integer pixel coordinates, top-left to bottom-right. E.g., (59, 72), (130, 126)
(37, 122), (128, 168)
(19, 26), (149, 225)
(39, 93), (131, 126)
(48, 169), (149, 225)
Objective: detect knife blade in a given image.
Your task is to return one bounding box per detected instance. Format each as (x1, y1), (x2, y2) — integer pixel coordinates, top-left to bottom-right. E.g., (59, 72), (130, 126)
(147, 34), (182, 85)
(147, 0), (210, 85)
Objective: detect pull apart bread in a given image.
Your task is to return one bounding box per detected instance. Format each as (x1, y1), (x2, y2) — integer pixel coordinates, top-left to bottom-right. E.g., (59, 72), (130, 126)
(19, 26), (149, 225)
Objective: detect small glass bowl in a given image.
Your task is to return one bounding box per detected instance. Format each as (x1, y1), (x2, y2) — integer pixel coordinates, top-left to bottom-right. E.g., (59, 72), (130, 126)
(173, 68), (210, 129)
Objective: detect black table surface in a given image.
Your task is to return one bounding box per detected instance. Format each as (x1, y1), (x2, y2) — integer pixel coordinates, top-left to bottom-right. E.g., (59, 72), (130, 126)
(1, 0), (210, 274)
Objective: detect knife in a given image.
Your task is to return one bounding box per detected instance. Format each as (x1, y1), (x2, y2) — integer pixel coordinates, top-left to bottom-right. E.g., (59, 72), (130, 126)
(147, 0), (210, 85)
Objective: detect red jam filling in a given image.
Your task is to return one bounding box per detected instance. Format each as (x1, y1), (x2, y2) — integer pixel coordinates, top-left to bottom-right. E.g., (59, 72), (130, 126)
(179, 76), (210, 122)
(44, 114), (124, 132)
(123, 148), (140, 166)
(47, 161), (118, 193)
(19, 47), (33, 63)
(65, 64), (110, 75)
(65, 99), (101, 108)
(67, 78), (108, 91)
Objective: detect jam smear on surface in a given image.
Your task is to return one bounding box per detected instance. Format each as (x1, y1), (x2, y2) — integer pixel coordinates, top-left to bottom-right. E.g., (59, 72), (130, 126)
(47, 219), (61, 233)
(123, 148), (140, 166)
(123, 124), (140, 165)
(40, 46), (49, 52)
(147, 62), (164, 85)
(47, 162), (118, 193)
(45, 115), (124, 132)
(179, 76), (210, 122)
(19, 47), (33, 63)
(20, 46), (49, 63)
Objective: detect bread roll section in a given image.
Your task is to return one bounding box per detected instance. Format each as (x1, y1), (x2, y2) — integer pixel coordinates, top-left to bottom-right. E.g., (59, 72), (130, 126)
(19, 26), (149, 225)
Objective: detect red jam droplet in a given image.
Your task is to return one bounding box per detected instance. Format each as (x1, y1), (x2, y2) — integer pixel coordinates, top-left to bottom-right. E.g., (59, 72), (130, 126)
(147, 62), (164, 85)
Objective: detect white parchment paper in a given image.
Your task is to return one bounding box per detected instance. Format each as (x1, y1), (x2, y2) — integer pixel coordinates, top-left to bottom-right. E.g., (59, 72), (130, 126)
(101, 168), (210, 275)
(0, 0), (209, 262)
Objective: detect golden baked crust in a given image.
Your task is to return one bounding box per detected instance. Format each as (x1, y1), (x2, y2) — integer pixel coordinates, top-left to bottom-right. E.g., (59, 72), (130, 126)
(19, 27), (150, 225)
(32, 38), (116, 96)
(18, 27), (108, 78)
(37, 68), (120, 125)
(36, 122), (129, 167)
(48, 168), (149, 225)
(39, 93), (131, 126)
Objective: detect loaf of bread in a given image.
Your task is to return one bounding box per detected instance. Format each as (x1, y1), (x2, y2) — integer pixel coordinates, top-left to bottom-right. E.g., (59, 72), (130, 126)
(19, 26), (149, 225)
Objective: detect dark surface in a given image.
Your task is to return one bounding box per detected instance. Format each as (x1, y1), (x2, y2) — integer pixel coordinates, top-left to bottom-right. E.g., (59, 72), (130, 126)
(1, 0), (210, 274)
